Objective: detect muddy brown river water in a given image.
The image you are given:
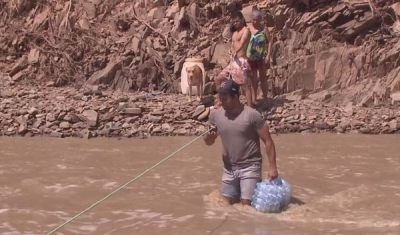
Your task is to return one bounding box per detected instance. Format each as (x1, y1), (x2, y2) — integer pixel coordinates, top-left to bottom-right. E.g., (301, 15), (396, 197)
(1, 133), (400, 235)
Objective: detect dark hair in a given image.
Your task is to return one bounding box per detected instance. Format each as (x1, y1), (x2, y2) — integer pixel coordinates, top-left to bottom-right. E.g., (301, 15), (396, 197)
(231, 10), (244, 19)
(229, 23), (236, 33)
(230, 10), (245, 33)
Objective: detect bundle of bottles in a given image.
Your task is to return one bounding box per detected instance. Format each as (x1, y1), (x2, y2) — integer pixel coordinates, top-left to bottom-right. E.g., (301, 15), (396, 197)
(251, 177), (291, 213)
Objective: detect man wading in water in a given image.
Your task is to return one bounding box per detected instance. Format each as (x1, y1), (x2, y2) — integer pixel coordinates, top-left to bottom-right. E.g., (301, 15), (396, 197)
(214, 11), (254, 108)
(247, 10), (273, 107)
(204, 78), (279, 206)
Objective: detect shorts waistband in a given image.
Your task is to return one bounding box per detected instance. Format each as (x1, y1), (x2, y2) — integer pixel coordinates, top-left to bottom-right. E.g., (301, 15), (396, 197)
(224, 162), (261, 171)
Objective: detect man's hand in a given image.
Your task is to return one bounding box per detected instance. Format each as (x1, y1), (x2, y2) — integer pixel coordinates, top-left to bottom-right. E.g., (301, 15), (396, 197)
(204, 127), (218, 146)
(229, 49), (237, 59)
(267, 165), (278, 181)
(233, 51), (238, 58)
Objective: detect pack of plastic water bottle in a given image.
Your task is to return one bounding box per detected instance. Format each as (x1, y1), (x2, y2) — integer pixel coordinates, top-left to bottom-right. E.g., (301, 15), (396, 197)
(251, 177), (291, 213)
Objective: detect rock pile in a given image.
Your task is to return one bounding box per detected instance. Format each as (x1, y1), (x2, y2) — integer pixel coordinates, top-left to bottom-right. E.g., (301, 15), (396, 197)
(256, 0), (400, 105)
(1, 84), (399, 138)
(0, 85), (213, 138)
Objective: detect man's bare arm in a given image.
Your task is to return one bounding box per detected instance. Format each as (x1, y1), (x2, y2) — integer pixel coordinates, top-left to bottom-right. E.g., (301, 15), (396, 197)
(257, 125), (277, 169)
(230, 38), (234, 54)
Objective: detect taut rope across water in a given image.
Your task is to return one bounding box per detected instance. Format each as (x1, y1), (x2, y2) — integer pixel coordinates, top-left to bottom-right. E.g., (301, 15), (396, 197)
(44, 128), (214, 235)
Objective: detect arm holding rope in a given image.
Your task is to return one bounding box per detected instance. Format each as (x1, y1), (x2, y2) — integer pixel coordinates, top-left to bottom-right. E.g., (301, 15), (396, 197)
(204, 111), (218, 146)
(204, 128), (218, 146)
(233, 29), (251, 57)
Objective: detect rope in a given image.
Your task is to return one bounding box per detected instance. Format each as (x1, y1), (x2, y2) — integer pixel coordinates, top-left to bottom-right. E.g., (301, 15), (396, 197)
(228, 51), (234, 80)
(44, 128), (214, 235)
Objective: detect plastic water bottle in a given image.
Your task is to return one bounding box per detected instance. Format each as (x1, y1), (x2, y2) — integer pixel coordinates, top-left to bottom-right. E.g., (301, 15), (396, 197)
(251, 176), (291, 213)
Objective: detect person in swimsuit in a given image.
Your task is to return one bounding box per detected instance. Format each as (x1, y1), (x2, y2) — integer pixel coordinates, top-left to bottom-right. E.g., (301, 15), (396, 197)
(214, 11), (254, 108)
(246, 10), (273, 106)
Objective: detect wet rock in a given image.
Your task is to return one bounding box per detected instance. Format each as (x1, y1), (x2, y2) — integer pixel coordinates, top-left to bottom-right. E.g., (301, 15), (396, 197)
(59, 121), (71, 129)
(359, 127), (371, 134)
(389, 119), (400, 131)
(314, 120), (330, 129)
(81, 129), (94, 139)
(50, 131), (64, 138)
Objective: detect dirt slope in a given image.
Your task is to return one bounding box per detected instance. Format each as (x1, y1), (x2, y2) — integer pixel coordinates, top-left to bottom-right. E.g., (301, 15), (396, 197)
(0, 0), (400, 105)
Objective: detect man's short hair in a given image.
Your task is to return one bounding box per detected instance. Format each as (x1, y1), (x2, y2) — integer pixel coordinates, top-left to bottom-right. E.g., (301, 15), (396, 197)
(231, 10), (244, 19)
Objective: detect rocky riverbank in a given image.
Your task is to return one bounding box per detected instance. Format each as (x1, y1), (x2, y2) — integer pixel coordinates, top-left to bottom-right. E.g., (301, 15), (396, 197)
(1, 85), (400, 139)
(1, 0), (400, 138)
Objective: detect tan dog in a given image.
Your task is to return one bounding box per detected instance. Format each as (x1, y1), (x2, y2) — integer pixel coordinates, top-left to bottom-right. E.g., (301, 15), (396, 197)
(186, 65), (203, 101)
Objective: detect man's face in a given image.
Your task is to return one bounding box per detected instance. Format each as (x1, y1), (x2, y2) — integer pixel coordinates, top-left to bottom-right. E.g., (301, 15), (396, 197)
(219, 93), (235, 111)
(231, 17), (243, 31)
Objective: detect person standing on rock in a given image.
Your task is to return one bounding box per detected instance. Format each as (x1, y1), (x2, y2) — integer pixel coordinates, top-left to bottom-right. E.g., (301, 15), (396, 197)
(214, 10), (254, 108)
(247, 10), (273, 107)
(204, 78), (279, 206)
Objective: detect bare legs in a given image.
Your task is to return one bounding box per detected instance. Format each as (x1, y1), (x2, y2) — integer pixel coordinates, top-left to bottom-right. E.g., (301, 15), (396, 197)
(249, 70), (258, 104)
(242, 84), (254, 108)
(249, 66), (269, 105)
(259, 66), (268, 101)
(223, 196), (252, 206)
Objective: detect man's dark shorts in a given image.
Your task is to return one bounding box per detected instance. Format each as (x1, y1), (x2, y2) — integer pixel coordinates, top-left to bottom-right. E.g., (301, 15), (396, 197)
(248, 60), (270, 71)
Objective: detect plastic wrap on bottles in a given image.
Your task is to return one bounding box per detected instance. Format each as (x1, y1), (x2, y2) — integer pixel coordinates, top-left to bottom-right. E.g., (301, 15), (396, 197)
(251, 177), (291, 213)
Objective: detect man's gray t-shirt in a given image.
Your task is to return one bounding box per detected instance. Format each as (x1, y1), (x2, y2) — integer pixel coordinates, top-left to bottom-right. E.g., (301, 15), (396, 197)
(208, 106), (266, 168)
